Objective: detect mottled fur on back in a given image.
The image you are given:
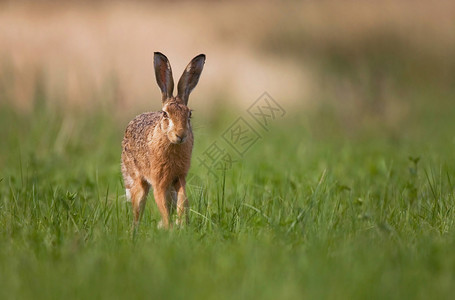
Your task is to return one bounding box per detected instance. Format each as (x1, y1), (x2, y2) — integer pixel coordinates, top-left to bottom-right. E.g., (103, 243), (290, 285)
(122, 112), (161, 177)
(121, 52), (205, 229)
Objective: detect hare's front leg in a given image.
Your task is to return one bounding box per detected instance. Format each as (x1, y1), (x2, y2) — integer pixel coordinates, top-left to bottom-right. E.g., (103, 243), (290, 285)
(130, 179), (150, 226)
(175, 178), (189, 226)
(153, 185), (170, 229)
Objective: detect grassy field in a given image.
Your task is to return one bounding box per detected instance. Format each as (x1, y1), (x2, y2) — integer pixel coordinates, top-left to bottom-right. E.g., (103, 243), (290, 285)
(1, 1), (455, 299)
(1, 84), (455, 299)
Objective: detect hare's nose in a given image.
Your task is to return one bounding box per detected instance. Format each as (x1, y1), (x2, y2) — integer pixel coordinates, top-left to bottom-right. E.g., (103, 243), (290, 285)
(176, 134), (187, 143)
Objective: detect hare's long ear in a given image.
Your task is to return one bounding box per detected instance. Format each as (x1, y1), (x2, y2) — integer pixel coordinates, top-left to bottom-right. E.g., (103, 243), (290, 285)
(154, 52), (174, 103)
(177, 54), (205, 105)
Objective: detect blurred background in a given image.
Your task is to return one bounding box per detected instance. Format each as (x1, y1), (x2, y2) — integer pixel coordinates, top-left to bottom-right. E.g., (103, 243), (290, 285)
(1, 0), (454, 121)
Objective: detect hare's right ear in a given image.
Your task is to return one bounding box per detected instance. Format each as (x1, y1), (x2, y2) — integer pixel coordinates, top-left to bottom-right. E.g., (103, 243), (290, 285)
(154, 52), (174, 103)
(177, 54), (206, 105)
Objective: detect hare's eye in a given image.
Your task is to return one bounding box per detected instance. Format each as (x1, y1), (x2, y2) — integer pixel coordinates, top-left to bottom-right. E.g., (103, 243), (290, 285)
(162, 111), (168, 119)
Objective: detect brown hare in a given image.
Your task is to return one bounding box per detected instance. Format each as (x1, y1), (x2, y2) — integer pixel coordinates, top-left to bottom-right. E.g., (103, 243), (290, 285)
(121, 52), (205, 229)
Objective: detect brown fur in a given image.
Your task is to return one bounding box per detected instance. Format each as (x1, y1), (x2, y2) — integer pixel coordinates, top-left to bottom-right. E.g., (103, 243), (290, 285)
(121, 52), (205, 229)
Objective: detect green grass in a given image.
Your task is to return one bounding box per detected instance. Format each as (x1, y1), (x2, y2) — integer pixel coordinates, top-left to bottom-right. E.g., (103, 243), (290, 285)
(1, 90), (455, 299)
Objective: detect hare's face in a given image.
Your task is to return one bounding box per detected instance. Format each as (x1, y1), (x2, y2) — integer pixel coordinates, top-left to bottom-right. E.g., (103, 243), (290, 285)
(161, 101), (192, 144)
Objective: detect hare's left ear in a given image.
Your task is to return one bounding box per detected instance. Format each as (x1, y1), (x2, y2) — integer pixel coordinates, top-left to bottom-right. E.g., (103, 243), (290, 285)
(177, 54), (205, 105)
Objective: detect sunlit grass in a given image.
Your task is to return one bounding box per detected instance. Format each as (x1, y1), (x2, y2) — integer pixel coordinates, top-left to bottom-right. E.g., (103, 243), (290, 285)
(1, 87), (455, 299)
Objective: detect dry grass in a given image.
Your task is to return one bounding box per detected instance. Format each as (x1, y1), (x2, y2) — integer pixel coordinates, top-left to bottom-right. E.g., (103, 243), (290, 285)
(0, 1), (305, 112)
(0, 0), (454, 113)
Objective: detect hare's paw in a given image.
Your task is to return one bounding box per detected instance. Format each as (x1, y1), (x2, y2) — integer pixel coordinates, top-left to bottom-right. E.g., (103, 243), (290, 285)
(157, 220), (164, 229)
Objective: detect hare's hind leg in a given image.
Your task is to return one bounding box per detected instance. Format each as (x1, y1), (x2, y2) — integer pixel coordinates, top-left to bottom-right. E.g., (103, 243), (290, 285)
(129, 178), (150, 226)
(175, 178), (189, 226)
(166, 186), (178, 216)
